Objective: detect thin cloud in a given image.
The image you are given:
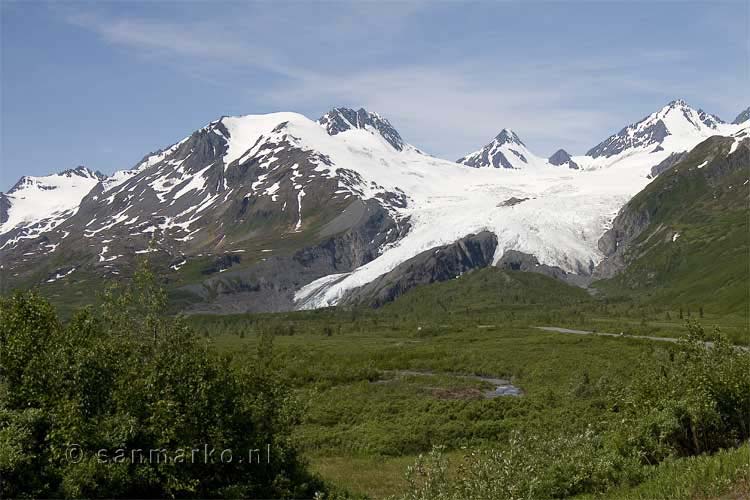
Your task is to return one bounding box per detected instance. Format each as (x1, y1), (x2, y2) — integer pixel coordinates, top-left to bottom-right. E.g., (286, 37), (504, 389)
(62, 8), (745, 159)
(65, 12), (306, 80)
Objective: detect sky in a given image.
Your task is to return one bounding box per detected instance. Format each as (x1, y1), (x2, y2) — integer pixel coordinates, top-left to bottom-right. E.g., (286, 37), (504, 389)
(1, 1), (748, 190)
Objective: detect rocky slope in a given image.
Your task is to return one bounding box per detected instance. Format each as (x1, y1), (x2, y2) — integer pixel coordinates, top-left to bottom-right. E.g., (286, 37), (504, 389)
(593, 130), (749, 312)
(1, 100), (748, 312)
(1, 108), (412, 306)
(547, 149), (580, 170)
(733, 106), (750, 125)
(0, 166), (103, 250)
(457, 129), (546, 169)
(334, 231), (497, 308)
(585, 99), (728, 158)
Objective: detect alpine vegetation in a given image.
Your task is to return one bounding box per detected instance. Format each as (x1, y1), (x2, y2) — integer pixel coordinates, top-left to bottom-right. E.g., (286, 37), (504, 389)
(2, 3), (749, 497)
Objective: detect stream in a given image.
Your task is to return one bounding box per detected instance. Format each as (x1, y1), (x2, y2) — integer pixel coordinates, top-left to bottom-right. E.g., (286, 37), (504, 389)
(377, 370), (522, 398)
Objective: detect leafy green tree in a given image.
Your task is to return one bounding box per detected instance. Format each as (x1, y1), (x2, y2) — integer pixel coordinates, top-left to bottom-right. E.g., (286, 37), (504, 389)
(0, 264), (323, 498)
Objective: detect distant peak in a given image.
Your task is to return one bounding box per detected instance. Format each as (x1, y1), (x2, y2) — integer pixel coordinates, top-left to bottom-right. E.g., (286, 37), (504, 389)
(548, 149), (571, 163)
(326, 106), (375, 118)
(320, 107), (389, 128)
(667, 98), (690, 108)
(732, 106), (750, 125)
(587, 99), (725, 158)
(661, 99), (723, 124)
(494, 128), (524, 146)
(6, 166), (103, 195)
(318, 106), (404, 150)
(457, 128), (537, 169)
(548, 149), (580, 169)
(58, 165), (105, 180)
(659, 99), (695, 117)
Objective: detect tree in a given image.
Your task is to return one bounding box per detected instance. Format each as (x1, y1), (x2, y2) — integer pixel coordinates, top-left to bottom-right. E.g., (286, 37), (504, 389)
(0, 264), (323, 498)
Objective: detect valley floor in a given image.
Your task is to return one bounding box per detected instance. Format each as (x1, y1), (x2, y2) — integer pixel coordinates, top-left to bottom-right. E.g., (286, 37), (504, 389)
(193, 272), (748, 498)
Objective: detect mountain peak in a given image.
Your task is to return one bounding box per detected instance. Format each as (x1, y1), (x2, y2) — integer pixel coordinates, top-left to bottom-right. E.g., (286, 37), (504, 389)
(586, 99), (726, 158)
(318, 107), (404, 151)
(666, 98), (690, 109)
(1, 163), (104, 240)
(494, 128), (525, 146)
(7, 166), (103, 195)
(663, 98), (722, 123)
(457, 128), (542, 169)
(548, 149), (580, 169)
(58, 165), (106, 181)
(732, 106), (750, 125)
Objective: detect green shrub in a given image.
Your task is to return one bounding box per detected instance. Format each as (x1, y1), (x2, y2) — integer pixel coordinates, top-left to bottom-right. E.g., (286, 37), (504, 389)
(398, 321), (750, 499)
(614, 321), (750, 463)
(0, 264), (323, 498)
(401, 431), (642, 500)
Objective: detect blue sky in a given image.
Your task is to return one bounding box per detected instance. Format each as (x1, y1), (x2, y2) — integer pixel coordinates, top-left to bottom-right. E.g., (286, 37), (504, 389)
(2, 1), (748, 189)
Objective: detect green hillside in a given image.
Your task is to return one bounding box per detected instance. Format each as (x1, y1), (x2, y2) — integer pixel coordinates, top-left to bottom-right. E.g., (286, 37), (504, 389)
(595, 136), (749, 316)
(381, 266), (592, 315)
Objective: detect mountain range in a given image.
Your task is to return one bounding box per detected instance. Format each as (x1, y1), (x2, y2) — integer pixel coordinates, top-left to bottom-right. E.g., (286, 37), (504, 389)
(1, 100), (748, 313)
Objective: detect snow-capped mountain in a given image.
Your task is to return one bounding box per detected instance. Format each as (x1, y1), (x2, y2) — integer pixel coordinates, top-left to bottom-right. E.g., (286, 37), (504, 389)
(569, 100), (748, 182)
(457, 129), (548, 169)
(1, 108), (417, 308)
(318, 107), (405, 151)
(1, 100), (747, 312)
(585, 99), (733, 158)
(548, 149), (580, 170)
(458, 131), (581, 171)
(0, 166), (103, 248)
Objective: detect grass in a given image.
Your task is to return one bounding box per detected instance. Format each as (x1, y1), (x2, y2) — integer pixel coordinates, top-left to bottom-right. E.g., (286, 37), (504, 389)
(1, 261), (744, 497)
(204, 315), (636, 496)
(5, 134), (748, 498)
(193, 267), (748, 345)
(577, 444), (750, 500)
(595, 136), (749, 317)
(211, 324), (644, 460)
(186, 268), (749, 497)
(12, 256), (748, 497)
(203, 335), (634, 492)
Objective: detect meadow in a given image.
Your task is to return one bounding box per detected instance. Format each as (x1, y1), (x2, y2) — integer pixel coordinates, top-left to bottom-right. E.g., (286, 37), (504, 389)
(187, 267), (750, 497)
(4, 266), (747, 498)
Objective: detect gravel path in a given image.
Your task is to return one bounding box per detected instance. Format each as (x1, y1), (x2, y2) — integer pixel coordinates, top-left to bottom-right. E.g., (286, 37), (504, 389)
(534, 326), (748, 351)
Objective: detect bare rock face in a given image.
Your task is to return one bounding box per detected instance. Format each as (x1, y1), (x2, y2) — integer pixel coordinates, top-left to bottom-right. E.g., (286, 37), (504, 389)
(340, 231), (498, 307)
(179, 199), (410, 313)
(548, 149), (580, 169)
(496, 250), (592, 287)
(593, 135), (749, 280)
(732, 106), (750, 125)
(318, 107), (404, 151)
(0, 194), (9, 225)
(593, 209), (653, 279)
(649, 152), (688, 178)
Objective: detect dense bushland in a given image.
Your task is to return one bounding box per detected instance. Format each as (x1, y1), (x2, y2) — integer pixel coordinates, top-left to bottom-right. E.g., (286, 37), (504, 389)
(0, 265), (322, 498)
(400, 322), (750, 499)
(2, 264), (748, 499)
